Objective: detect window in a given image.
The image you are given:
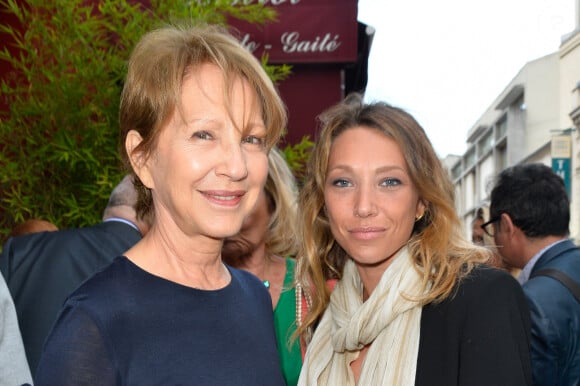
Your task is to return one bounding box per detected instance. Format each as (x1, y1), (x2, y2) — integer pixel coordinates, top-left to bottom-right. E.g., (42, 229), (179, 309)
(496, 143), (507, 170)
(478, 131), (493, 155)
(496, 116), (507, 139)
(452, 162), (462, 180)
(464, 148), (476, 169)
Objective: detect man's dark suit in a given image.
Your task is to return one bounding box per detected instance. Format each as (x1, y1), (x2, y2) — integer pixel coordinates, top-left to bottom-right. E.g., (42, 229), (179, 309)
(523, 239), (580, 386)
(0, 220), (141, 373)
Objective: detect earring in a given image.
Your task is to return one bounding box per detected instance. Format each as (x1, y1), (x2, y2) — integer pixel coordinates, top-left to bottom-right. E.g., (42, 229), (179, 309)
(415, 213), (424, 222)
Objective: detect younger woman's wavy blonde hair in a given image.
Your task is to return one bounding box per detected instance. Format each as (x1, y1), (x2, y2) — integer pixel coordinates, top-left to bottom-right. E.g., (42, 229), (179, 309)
(296, 93), (489, 339)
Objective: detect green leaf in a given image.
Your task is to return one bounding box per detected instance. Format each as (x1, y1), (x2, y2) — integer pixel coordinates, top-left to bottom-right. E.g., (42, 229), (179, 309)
(0, 0), (301, 242)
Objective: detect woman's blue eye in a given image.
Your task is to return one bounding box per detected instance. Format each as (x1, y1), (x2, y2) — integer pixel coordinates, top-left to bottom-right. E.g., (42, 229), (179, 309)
(332, 179), (351, 187)
(381, 178), (401, 187)
(193, 131), (213, 140)
(242, 135), (264, 145)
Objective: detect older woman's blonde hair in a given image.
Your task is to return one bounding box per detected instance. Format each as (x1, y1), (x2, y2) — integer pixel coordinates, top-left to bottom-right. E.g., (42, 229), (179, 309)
(296, 93), (489, 338)
(119, 24), (287, 220)
(264, 147), (299, 257)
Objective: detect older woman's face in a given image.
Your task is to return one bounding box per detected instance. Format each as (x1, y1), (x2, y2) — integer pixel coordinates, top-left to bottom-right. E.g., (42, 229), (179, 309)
(136, 63), (268, 239)
(324, 126), (424, 270)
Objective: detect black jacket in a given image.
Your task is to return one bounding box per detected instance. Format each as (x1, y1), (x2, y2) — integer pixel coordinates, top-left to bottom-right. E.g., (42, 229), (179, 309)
(0, 220), (141, 373)
(416, 265), (532, 386)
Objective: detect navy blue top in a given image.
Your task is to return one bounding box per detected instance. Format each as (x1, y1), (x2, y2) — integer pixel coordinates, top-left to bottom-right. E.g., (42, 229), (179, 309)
(35, 256), (285, 386)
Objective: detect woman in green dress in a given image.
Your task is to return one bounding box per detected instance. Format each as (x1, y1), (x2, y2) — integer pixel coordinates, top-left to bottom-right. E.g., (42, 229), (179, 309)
(222, 147), (302, 385)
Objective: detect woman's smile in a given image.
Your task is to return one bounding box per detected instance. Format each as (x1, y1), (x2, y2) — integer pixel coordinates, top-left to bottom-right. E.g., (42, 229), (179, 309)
(200, 190), (246, 207)
(348, 226), (386, 241)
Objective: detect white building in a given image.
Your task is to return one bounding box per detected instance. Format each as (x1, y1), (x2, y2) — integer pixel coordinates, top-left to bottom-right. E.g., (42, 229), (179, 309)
(451, 5), (580, 243)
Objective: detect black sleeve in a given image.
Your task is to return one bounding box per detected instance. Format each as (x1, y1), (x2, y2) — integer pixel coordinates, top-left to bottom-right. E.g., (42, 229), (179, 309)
(34, 303), (117, 386)
(458, 268), (533, 386)
(417, 267), (533, 386)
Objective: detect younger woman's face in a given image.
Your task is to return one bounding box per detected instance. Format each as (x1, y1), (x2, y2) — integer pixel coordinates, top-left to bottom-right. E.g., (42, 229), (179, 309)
(324, 126), (424, 271)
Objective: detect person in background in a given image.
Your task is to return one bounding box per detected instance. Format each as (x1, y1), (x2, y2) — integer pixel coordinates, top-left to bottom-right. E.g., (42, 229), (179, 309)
(0, 175), (148, 373)
(0, 273), (32, 386)
(471, 207), (485, 245)
(486, 163), (580, 386)
(472, 206), (515, 273)
(10, 219), (58, 237)
(222, 147), (301, 386)
(296, 94), (532, 386)
(34, 24), (287, 385)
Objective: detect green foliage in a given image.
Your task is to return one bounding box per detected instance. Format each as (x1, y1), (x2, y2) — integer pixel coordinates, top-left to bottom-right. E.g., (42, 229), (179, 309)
(261, 54), (292, 84)
(0, 0), (307, 240)
(282, 136), (314, 184)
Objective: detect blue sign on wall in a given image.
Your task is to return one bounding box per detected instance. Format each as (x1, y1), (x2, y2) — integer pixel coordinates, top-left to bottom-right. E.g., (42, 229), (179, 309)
(552, 157), (571, 198)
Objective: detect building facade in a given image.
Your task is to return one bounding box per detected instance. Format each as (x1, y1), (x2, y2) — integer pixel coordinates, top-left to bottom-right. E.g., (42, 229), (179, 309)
(451, 16), (580, 244)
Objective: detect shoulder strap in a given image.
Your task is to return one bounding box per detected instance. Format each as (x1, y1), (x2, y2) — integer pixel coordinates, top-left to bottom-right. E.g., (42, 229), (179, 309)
(530, 268), (580, 303)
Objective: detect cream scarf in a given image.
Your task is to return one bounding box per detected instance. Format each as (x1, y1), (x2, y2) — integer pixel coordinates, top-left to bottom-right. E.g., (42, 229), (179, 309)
(298, 246), (425, 385)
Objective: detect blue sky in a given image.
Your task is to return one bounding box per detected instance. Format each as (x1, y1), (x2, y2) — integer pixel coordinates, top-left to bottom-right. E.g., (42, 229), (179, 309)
(357, 0), (576, 157)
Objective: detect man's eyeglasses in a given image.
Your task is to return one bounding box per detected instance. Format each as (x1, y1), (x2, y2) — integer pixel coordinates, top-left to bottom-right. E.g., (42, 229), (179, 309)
(480, 216), (501, 237)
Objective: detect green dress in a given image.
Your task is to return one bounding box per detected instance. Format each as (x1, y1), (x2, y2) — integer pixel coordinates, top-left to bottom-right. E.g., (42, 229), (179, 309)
(273, 257), (302, 386)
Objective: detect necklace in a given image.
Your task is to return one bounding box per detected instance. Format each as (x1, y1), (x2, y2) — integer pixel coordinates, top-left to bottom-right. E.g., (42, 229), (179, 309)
(262, 254), (272, 289)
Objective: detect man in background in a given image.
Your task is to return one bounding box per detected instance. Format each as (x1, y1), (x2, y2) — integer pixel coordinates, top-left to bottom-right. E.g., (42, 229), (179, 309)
(0, 175), (149, 373)
(487, 163), (579, 386)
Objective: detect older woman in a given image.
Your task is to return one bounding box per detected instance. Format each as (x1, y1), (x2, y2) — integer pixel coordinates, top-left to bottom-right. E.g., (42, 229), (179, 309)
(296, 94), (532, 385)
(35, 25), (286, 385)
(222, 147), (301, 385)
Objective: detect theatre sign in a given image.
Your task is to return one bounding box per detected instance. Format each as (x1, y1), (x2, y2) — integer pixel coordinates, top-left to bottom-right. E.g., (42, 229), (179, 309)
(229, 0), (362, 145)
(230, 0), (357, 64)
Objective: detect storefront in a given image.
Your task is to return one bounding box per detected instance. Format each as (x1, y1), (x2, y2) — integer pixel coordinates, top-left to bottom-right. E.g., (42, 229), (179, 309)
(229, 0), (371, 145)
(0, 0), (371, 144)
